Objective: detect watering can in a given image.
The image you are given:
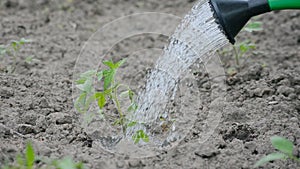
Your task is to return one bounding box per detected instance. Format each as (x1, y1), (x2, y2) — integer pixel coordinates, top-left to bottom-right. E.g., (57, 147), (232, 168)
(210, 0), (300, 44)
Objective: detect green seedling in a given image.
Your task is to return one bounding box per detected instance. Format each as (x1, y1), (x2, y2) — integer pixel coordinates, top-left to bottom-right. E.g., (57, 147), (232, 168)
(255, 136), (300, 167)
(232, 40), (256, 66)
(243, 21), (263, 32)
(218, 21), (263, 73)
(0, 38), (34, 73)
(233, 21), (262, 67)
(3, 142), (87, 169)
(132, 130), (149, 144)
(75, 59), (149, 144)
(50, 157), (86, 169)
(2, 142), (35, 169)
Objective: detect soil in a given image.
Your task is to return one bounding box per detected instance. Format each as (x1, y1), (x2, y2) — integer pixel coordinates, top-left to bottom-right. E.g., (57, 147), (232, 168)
(0, 0), (300, 169)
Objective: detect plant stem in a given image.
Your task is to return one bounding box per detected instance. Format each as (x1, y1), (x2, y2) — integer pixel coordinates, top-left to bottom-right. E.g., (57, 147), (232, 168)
(11, 52), (17, 73)
(112, 83), (126, 135)
(233, 46), (240, 67)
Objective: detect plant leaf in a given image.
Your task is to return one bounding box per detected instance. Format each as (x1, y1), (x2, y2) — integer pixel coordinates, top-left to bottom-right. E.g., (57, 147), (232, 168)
(19, 38), (32, 45)
(142, 134), (149, 143)
(11, 41), (19, 51)
(80, 70), (97, 78)
(76, 77), (93, 92)
(16, 154), (25, 167)
(120, 90), (129, 97)
(0, 45), (6, 55)
(97, 71), (103, 81)
(254, 153), (287, 167)
(139, 130), (149, 143)
(25, 56), (34, 64)
(103, 69), (115, 90)
(132, 132), (140, 144)
(271, 136), (294, 155)
(244, 21), (263, 32)
(103, 59), (125, 69)
(75, 162), (85, 169)
(76, 70), (97, 85)
(95, 92), (106, 109)
(103, 88), (113, 95)
(132, 130), (149, 144)
(74, 92), (87, 113)
(127, 121), (137, 127)
(127, 102), (138, 112)
(113, 119), (122, 126)
(25, 142), (35, 169)
(76, 78), (86, 85)
(115, 59), (126, 68)
(56, 157), (76, 169)
(239, 41), (255, 53)
(128, 90), (134, 101)
(103, 60), (115, 69)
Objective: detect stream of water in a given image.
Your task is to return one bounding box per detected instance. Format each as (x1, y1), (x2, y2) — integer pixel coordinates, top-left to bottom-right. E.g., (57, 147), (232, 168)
(125, 0), (228, 144)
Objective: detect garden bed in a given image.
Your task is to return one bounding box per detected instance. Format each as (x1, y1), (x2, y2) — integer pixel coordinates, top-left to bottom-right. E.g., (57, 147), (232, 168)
(0, 0), (300, 168)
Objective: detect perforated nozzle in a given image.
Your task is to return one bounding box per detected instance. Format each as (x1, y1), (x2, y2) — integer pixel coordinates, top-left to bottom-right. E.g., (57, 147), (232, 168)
(210, 0), (271, 44)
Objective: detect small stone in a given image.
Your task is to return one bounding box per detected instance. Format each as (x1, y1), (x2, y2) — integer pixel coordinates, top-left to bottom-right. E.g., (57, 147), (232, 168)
(0, 87), (14, 98)
(116, 160), (125, 168)
(0, 125), (11, 137)
(5, 144), (18, 153)
(36, 115), (47, 131)
(203, 82), (211, 90)
(17, 124), (36, 134)
(289, 93), (297, 99)
(194, 147), (220, 158)
(244, 142), (256, 152)
(22, 112), (38, 125)
(40, 98), (50, 108)
(253, 88), (262, 97)
(277, 86), (294, 96)
(242, 64), (263, 81)
(48, 113), (72, 124)
(128, 160), (140, 168)
(290, 117), (298, 123)
(268, 101), (278, 105)
(56, 116), (72, 124)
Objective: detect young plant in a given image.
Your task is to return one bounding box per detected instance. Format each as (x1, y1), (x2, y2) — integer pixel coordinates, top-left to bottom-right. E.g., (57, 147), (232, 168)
(50, 157), (86, 169)
(0, 38), (34, 73)
(75, 59), (149, 144)
(218, 21), (263, 74)
(132, 130), (149, 144)
(4, 142), (33, 169)
(2, 142), (35, 169)
(231, 40), (256, 66)
(255, 136), (300, 167)
(3, 142), (87, 169)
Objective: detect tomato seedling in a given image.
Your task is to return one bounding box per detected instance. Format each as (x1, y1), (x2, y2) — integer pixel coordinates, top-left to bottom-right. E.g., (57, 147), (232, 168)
(0, 38), (35, 73)
(255, 136), (300, 167)
(75, 59), (149, 144)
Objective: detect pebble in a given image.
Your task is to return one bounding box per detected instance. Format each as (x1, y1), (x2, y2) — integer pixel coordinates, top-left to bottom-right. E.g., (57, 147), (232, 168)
(40, 98), (50, 108)
(194, 148), (220, 158)
(22, 112), (38, 125)
(268, 101), (278, 105)
(17, 124), (36, 134)
(48, 112), (72, 124)
(277, 86), (294, 96)
(116, 160), (125, 168)
(128, 160), (140, 168)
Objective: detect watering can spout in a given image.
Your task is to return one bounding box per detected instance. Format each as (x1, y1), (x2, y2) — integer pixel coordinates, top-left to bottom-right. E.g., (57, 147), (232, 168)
(210, 0), (300, 44)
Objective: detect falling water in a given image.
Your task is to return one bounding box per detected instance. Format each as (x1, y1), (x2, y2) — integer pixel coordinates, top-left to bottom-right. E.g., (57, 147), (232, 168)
(125, 0), (228, 143)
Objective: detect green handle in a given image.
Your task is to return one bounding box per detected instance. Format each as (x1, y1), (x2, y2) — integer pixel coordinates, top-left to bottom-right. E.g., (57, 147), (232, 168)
(268, 0), (300, 10)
